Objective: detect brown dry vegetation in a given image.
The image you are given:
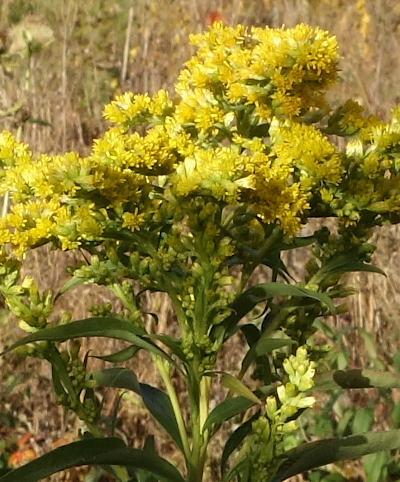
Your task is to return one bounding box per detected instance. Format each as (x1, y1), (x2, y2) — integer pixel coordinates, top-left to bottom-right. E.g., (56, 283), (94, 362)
(1, 0), (400, 480)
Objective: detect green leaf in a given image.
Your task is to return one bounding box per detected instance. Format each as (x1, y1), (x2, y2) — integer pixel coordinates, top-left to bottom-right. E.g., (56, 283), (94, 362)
(249, 123), (269, 137)
(309, 474), (346, 482)
(392, 401), (400, 426)
(314, 369), (400, 390)
(240, 324), (260, 347)
(223, 282), (334, 335)
(132, 435), (162, 482)
(239, 346), (258, 381)
(301, 108), (328, 125)
(337, 409), (354, 437)
(47, 345), (78, 402)
(359, 329), (377, 360)
(315, 251), (386, 282)
(93, 367), (140, 392)
(51, 364), (66, 399)
(0, 438), (184, 482)
(150, 334), (186, 361)
(352, 408), (373, 434)
(314, 319), (337, 339)
(280, 235), (315, 250)
(93, 369), (184, 452)
(271, 430), (400, 481)
(1, 317), (170, 362)
(255, 338), (293, 357)
(240, 337), (292, 380)
(219, 372), (261, 404)
(336, 352), (348, 370)
(92, 344), (141, 362)
(363, 451), (389, 482)
(224, 458), (250, 482)
(132, 436), (160, 482)
(57, 276), (86, 296)
(203, 397), (254, 431)
(221, 415), (256, 475)
(139, 383), (184, 452)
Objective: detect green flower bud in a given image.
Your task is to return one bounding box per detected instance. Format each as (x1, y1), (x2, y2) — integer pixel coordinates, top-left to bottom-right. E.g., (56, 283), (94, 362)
(266, 396), (277, 419)
(282, 420), (298, 433)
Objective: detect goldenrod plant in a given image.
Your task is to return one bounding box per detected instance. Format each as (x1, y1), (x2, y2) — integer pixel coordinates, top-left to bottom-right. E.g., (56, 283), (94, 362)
(1, 23), (400, 481)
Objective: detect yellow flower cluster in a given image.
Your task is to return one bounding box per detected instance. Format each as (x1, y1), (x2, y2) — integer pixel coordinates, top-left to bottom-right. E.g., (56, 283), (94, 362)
(173, 146), (253, 202)
(177, 22), (339, 121)
(325, 105), (400, 223)
(271, 120), (344, 188)
(103, 90), (173, 127)
(92, 125), (179, 176)
(0, 131), (31, 174)
(1, 22), (400, 259)
(0, 133), (147, 255)
(327, 99), (382, 138)
(122, 210), (145, 232)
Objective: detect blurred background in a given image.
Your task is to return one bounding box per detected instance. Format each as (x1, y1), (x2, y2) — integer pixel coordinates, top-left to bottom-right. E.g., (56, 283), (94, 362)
(1, 1), (400, 480)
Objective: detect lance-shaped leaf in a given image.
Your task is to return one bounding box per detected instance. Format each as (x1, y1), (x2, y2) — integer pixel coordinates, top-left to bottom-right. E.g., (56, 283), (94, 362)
(221, 283), (334, 337)
(139, 383), (184, 452)
(57, 276), (85, 296)
(47, 345), (78, 402)
(271, 430), (400, 481)
(219, 372), (261, 404)
(0, 317), (170, 362)
(203, 396), (254, 431)
(313, 250), (386, 284)
(93, 368), (184, 452)
(314, 369), (400, 391)
(150, 334), (187, 361)
(240, 337), (293, 380)
(93, 367), (140, 392)
(91, 344), (141, 363)
(0, 437), (184, 482)
(220, 414), (259, 475)
(255, 337), (294, 357)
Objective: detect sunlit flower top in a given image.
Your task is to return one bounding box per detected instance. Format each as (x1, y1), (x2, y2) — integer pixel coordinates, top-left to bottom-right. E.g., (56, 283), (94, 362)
(0, 22), (399, 259)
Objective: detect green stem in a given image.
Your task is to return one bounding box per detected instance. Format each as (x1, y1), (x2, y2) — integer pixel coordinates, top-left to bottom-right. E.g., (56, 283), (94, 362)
(199, 376), (211, 431)
(199, 376), (211, 471)
(188, 375), (211, 482)
(153, 356), (191, 462)
(110, 283), (138, 317)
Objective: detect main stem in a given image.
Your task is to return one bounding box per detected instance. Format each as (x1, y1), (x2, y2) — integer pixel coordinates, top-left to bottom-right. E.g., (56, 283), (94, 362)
(155, 356), (211, 482)
(188, 376), (211, 482)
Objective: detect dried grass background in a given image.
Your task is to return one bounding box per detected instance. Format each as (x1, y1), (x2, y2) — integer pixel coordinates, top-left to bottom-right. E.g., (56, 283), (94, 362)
(1, 0), (400, 480)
